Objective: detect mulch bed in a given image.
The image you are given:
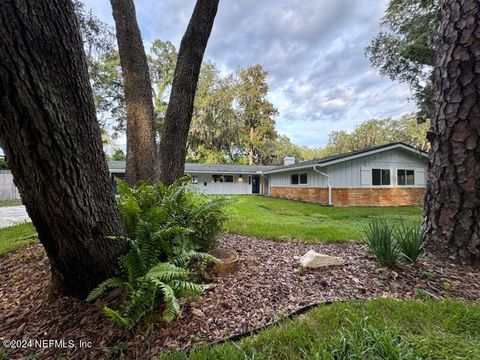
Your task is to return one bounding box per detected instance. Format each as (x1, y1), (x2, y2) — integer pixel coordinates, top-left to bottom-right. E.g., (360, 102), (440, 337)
(1, 234), (479, 359)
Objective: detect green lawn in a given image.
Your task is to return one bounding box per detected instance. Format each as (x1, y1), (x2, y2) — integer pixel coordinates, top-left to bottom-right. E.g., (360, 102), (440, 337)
(159, 299), (480, 360)
(225, 196), (422, 243)
(0, 222), (37, 256)
(0, 199), (22, 207)
(0, 199), (477, 359)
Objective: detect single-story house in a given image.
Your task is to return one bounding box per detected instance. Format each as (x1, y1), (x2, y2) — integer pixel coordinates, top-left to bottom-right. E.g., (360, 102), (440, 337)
(263, 142), (428, 207)
(108, 161), (276, 195)
(108, 142), (429, 206)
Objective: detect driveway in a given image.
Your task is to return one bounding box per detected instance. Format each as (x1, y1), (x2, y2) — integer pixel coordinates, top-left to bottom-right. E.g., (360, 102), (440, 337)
(0, 205), (30, 228)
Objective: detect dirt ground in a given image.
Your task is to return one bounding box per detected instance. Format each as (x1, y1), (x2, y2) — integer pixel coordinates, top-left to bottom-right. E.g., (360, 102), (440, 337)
(1, 234), (479, 359)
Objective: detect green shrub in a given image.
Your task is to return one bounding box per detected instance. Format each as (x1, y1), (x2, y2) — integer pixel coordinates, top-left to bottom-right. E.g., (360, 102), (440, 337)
(362, 218), (399, 267)
(87, 179), (224, 327)
(117, 178), (229, 252)
(86, 223), (214, 327)
(395, 220), (425, 263)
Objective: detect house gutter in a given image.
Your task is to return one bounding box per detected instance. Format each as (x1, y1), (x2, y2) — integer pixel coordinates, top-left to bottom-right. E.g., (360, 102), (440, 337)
(260, 173), (270, 196)
(313, 165), (332, 206)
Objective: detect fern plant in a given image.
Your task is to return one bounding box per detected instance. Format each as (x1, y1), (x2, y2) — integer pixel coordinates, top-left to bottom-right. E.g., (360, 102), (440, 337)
(87, 257), (205, 327)
(117, 177), (229, 252)
(87, 179), (224, 327)
(86, 226), (216, 327)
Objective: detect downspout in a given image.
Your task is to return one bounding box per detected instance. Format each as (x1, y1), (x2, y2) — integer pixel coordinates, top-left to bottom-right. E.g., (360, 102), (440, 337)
(259, 173), (269, 196)
(313, 165), (332, 206)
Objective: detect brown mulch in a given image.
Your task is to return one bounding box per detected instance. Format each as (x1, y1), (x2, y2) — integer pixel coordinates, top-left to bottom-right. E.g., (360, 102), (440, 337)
(1, 235), (479, 359)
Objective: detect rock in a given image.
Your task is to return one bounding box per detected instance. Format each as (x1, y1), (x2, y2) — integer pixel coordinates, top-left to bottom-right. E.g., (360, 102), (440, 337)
(299, 250), (345, 268)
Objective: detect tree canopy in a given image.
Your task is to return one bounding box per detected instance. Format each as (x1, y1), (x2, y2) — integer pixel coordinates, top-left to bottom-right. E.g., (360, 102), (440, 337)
(321, 114), (430, 156)
(366, 0), (438, 121)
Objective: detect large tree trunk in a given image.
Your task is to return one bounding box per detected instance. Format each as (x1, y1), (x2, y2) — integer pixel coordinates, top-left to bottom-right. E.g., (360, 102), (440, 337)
(248, 127), (255, 165)
(111, 0), (157, 186)
(159, 0), (220, 185)
(424, 0), (480, 265)
(0, 0), (127, 297)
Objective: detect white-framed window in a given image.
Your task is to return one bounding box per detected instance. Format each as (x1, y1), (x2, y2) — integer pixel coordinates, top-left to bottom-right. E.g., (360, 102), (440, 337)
(291, 174), (299, 184)
(299, 173), (308, 184)
(397, 169), (415, 186)
(191, 175), (199, 184)
(372, 168), (390, 186)
(291, 172), (308, 185)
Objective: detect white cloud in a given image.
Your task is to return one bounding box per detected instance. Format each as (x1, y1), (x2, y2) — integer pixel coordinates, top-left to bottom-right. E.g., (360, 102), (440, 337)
(82, 0), (417, 148)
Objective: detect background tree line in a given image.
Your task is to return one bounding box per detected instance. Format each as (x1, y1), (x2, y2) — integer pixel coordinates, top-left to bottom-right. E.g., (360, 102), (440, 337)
(0, 0), (433, 172)
(75, 0), (431, 168)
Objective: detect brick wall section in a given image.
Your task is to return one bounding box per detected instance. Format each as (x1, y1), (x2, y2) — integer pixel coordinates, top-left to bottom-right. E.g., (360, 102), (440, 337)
(270, 187), (425, 206)
(270, 187), (329, 204)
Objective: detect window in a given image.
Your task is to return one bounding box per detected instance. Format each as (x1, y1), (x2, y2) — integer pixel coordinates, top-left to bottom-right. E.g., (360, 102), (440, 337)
(291, 174), (299, 185)
(397, 169), (415, 186)
(212, 175), (223, 183)
(291, 173), (308, 185)
(372, 169), (390, 186)
(212, 174), (234, 183)
(191, 175), (198, 184)
(299, 173), (308, 184)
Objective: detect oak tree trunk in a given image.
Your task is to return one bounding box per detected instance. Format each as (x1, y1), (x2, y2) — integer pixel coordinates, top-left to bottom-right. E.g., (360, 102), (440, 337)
(159, 0), (220, 185)
(111, 0), (157, 186)
(0, 0), (127, 297)
(424, 0), (480, 265)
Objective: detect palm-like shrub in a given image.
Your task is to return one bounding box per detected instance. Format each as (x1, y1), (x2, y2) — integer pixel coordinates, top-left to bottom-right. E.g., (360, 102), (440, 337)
(86, 225), (215, 327)
(395, 220), (424, 263)
(87, 179), (225, 327)
(362, 218), (399, 268)
(117, 177), (229, 253)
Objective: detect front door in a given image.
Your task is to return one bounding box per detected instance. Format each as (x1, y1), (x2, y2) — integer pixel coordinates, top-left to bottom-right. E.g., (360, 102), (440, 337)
(252, 175), (260, 194)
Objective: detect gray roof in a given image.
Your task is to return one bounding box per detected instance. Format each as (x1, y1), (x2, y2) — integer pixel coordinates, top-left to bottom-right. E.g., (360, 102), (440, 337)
(108, 143), (428, 175)
(184, 163), (276, 174)
(108, 161), (276, 174)
(264, 142), (428, 173)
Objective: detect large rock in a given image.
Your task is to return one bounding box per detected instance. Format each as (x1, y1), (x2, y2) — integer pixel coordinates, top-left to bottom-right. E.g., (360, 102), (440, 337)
(299, 250), (345, 268)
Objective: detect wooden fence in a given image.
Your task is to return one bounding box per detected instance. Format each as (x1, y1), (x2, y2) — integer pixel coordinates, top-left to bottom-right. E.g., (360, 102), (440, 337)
(0, 170), (20, 201)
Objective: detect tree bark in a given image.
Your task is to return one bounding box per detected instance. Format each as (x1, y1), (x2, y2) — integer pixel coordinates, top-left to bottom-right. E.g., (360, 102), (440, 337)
(248, 127), (255, 165)
(159, 0), (220, 185)
(0, 0), (127, 297)
(110, 0), (157, 186)
(424, 0), (480, 265)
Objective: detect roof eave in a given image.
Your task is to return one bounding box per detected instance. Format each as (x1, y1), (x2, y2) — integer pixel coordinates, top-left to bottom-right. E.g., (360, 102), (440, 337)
(263, 143), (428, 174)
(185, 170), (266, 175)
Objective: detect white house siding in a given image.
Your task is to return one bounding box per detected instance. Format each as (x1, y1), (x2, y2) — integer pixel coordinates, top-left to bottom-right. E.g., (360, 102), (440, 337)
(268, 148), (427, 189)
(187, 173), (255, 195)
(269, 168), (327, 187)
(0, 170), (21, 201)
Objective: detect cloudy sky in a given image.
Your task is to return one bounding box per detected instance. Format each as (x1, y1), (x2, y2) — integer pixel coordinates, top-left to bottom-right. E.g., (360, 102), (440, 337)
(85, 0), (416, 148)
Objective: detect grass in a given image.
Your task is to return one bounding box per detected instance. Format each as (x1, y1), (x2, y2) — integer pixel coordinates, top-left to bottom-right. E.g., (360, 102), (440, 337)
(0, 199), (22, 207)
(159, 298), (480, 360)
(225, 196), (422, 243)
(0, 222), (37, 256)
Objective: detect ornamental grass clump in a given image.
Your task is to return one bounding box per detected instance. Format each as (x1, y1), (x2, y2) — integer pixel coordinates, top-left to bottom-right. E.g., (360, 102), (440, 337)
(362, 218), (399, 268)
(395, 220), (425, 263)
(363, 218), (425, 268)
